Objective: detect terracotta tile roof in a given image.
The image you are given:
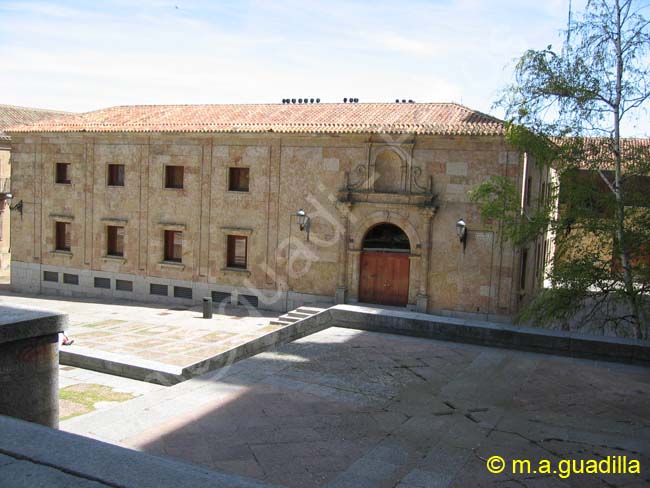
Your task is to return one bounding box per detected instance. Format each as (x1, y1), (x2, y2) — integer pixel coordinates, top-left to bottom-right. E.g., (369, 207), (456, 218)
(5, 103), (505, 136)
(0, 104), (71, 142)
(552, 137), (650, 168)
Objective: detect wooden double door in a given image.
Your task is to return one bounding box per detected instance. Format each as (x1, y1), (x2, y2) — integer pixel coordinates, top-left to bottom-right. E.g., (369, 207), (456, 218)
(359, 251), (410, 306)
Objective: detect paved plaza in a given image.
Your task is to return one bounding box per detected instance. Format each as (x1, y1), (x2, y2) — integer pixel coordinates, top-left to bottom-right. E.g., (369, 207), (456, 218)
(62, 327), (650, 488)
(0, 291), (281, 370)
(1, 288), (648, 486)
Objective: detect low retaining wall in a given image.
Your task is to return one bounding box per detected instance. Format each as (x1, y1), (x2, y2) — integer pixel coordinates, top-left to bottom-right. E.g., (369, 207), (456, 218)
(305, 305), (650, 366)
(60, 308), (332, 385)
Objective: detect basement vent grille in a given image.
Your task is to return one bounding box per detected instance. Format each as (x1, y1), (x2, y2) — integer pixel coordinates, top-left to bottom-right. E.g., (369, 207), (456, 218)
(43, 271), (58, 282)
(116, 279), (133, 292)
(94, 277), (111, 289)
(150, 283), (168, 296)
(63, 273), (79, 285)
(173, 286), (192, 299)
(211, 290), (231, 305)
(238, 294), (259, 308)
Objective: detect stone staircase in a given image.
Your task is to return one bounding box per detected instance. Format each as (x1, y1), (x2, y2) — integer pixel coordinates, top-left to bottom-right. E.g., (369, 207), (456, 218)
(270, 306), (326, 326)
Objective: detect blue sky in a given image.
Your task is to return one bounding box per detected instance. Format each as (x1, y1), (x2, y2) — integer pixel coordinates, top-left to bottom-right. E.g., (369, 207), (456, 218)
(0, 0), (648, 135)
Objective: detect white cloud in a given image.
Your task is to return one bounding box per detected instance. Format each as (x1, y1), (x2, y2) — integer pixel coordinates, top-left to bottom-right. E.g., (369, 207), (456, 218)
(0, 0), (646, 135)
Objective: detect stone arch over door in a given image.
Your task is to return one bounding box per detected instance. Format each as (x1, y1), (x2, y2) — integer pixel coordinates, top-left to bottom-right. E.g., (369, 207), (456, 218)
(349, 212), (422, 307)
(350, 212), (421, 254)
(373, 149), (405, 193)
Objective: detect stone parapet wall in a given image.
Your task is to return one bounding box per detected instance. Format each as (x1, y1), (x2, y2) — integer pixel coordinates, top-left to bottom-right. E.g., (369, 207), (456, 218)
(0, 415), (275, 488)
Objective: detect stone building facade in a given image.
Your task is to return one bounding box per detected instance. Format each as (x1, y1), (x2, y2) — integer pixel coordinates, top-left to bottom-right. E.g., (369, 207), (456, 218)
(7, 103), (524, 319)
(0, 105), (70, 274)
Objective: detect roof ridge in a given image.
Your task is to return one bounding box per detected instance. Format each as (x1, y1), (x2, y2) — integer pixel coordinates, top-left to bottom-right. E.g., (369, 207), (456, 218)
(0, 104), (72, 114)
(102, 101), (477, 108)
(444, 102), (504, 122)
(6, 102), (506, 136)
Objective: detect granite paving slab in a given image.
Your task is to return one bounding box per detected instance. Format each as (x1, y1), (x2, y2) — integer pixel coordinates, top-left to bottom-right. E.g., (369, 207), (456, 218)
(63, 327), (650, 488)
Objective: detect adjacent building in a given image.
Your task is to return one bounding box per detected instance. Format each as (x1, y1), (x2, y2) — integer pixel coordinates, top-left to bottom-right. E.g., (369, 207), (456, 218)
(6, 102), (531, 319)
(0, 105), (71, 274)
(518, 137), (650, 311)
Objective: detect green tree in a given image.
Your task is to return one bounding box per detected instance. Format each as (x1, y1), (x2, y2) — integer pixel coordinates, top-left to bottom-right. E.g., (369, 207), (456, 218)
(472, 0), (650, 338)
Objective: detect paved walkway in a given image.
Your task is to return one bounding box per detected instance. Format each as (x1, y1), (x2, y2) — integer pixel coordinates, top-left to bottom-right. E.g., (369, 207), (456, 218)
(0, 291), (280, 369)
(63, 327), (650, 488)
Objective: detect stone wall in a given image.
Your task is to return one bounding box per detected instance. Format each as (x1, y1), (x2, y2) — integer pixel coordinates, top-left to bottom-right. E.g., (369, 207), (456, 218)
(9, 131), (521, 318)
(518, 153), (555, 308)
(0, 145), (10, 272)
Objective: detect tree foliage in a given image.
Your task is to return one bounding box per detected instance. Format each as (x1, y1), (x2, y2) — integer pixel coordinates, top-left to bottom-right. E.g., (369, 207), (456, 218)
(472, 0), (650, 338)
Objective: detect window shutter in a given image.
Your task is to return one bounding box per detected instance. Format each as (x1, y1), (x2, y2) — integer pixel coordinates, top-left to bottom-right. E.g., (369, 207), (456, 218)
(116, 226), (124, 254)
(64, 223), (71, 250)
(173, 231), (182, 260)
(164, 230), (172, 259)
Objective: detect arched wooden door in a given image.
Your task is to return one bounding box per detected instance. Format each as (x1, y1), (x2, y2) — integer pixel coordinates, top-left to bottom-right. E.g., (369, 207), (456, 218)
(359, 224), (410, 306)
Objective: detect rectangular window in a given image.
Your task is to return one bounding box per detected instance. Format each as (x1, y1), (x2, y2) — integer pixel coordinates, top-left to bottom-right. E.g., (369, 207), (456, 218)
(107, 164), (125, 186)
(228, 167), (249, 192)
(56, 163), (71, 184)
(63, 273), (79, 285)
(115, 279), (133, 292)
(525, 177), (532, 207)
(94, 277), (111, 289)
(55, 222), (71, 251)
(165, 166), (184, 189)
(164, 230), (182, 262)
(543, 239), (548, 266)
(227, 235), (247, 268)
(520, 249), (528, 290)
(107, 226), (125, 256)
(43, 271), (58, 282)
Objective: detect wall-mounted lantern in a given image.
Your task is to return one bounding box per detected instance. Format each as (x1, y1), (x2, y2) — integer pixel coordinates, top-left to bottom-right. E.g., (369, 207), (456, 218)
(4, 193), (23, 216)
(297, 208), (311, 241)
(456, 219), (467, 251)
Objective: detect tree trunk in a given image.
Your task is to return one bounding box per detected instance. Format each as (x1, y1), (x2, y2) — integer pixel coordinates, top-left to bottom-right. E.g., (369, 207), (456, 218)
(613, 0), (642, 338)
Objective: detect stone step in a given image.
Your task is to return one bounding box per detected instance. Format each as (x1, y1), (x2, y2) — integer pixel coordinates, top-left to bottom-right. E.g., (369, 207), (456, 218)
(285, 311), (311, 319)
(269, 320), (291, 326)
(277, 315), (300, 323)
(271, 306), (326, 327)
(296, 307), (326, 314)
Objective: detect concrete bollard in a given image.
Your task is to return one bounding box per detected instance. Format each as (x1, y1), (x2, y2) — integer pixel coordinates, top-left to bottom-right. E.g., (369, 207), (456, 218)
(202, 297), (213, 319)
